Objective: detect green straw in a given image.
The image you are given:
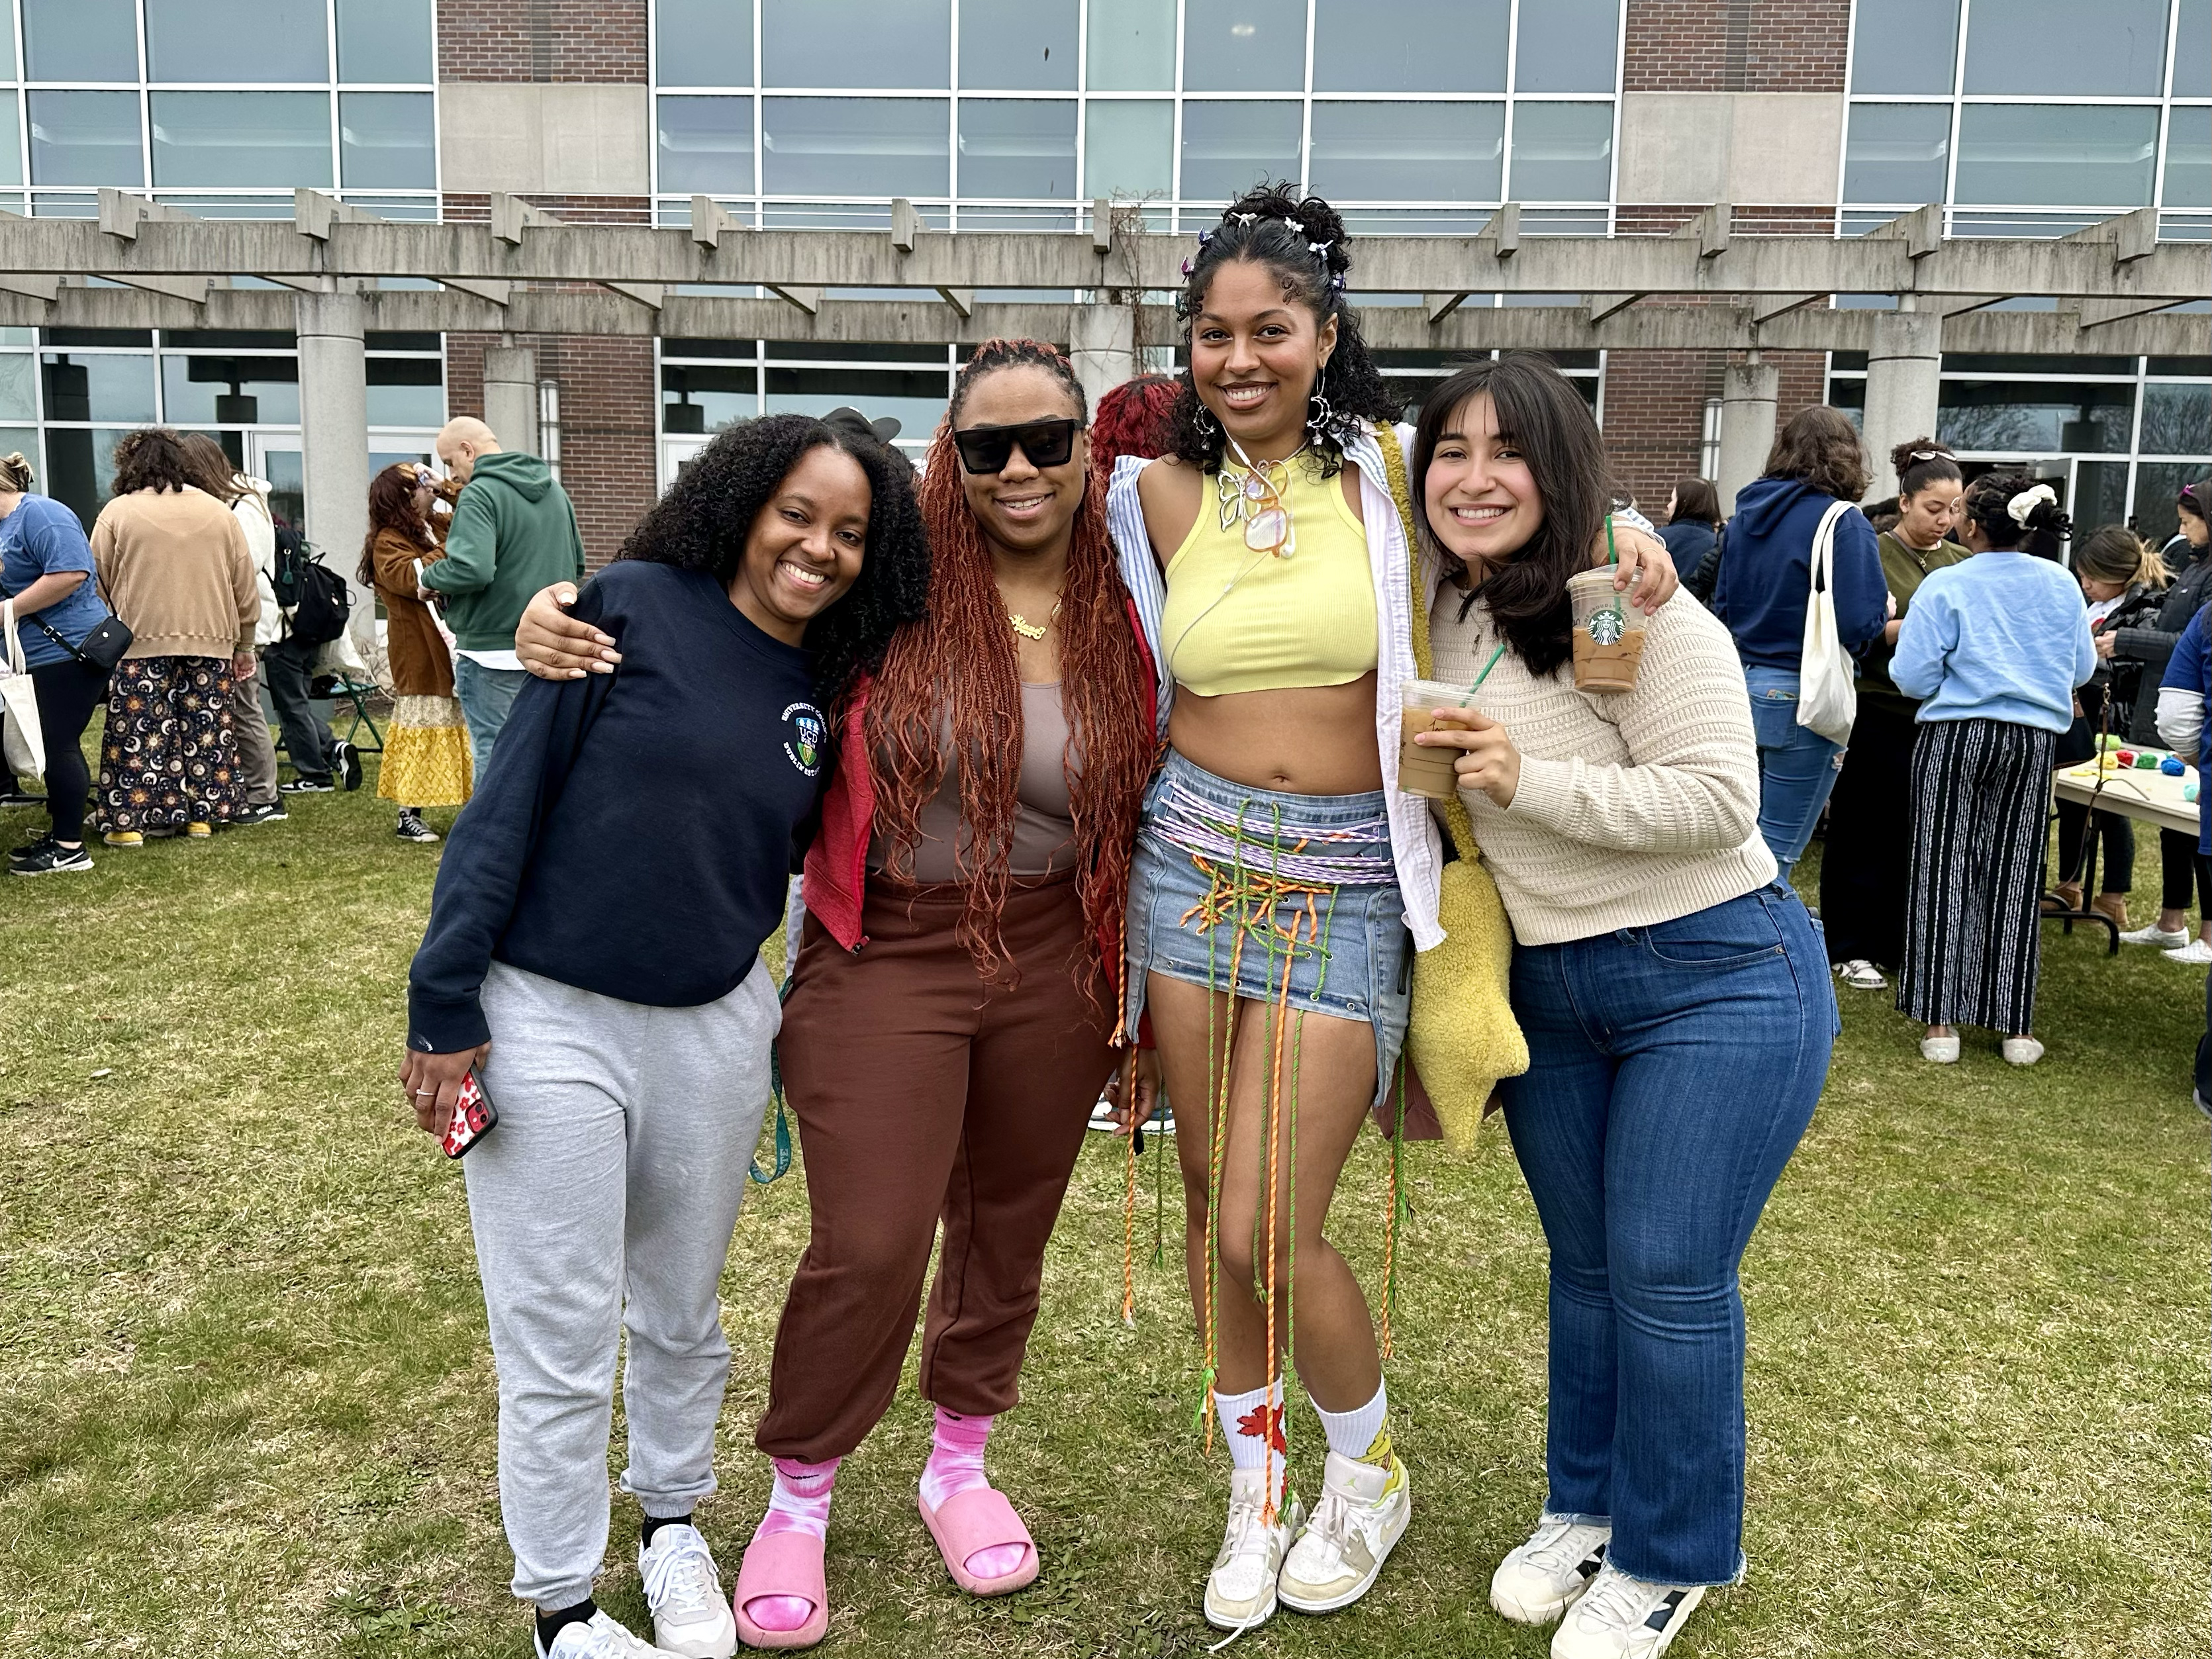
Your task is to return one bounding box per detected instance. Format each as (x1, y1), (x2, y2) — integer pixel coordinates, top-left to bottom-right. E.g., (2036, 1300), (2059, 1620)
(1458, 642), (1508, 706)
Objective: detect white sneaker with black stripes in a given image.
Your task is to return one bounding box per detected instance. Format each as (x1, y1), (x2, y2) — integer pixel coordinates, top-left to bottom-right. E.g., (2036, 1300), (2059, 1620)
(1490, 1514), (1611, 1624)
(1548, 1562), (1704, 1659)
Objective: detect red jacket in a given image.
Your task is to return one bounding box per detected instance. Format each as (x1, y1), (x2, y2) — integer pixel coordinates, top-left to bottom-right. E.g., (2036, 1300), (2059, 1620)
(802, 596), (1160, 986)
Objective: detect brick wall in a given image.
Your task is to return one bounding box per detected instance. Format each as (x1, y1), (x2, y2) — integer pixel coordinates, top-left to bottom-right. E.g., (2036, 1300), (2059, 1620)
(438, 0), (646, 83)
(1624, 0), (1852, 91)
(1602, 348), (1723, 512)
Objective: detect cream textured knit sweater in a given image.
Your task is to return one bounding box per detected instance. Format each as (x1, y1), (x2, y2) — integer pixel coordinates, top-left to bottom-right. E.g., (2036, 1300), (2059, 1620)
(1427, 583), (1778, 945)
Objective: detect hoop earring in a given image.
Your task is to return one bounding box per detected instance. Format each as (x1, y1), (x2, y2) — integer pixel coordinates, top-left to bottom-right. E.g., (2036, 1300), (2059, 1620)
(1306, 362), (1337, 444)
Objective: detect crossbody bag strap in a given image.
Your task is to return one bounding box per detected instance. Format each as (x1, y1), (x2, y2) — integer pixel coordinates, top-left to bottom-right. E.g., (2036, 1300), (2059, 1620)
(0, 571), (115, 666)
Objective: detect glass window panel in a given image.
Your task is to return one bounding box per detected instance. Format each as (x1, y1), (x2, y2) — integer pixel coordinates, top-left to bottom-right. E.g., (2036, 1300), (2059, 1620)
(0, 17), (14, 79)
(2143, 383), (2212, 454)
(2074, 459), (2131, 528)
(1312, 0), (1506, 92)
(0, 356), (32, 422)
(1954, 103), (2156, 207)
(662, 363), (759, 433)
(1514, 0), (1620, 93)
(28, 92), (142, 187)
(1849, 0), (1958, 93)
(340, 92), (434, 189)
(1843, 101), (1950, 202)
(150, 92), (330, 189)
(657, 95), (755, 194)
(339, 0), (434, 84)
(366, 356), (444, 427)
(956, 98), (1074, 197)
(44, 428), (133, 532)
(1178, 100), (1302, 204)
(23, 0), (138, 82)
(159, 354), (300, 425)
(763, 365), (947, 440)
(147, 0), (326, 83)
(657, 0), (755, 87)
(1936, 379), (2134, 452)
(763, 0), (949, 89)
(0, 101), (19, 189)
(1962, 0), (2167, 95)
(1309, 101), (1503, 199)
(41, 352), (154, 423)
(1182, 0), (1306, 93)
(2166, 105), (2211, 209)
(1084, 99), (1172, 199)
(2176, 0), (2210, 97)
(1086, 0), (1175, 90)
(762, 97), (949, 196)
(959, 0), (1076, 90)
(1508, 100), (1613, 201)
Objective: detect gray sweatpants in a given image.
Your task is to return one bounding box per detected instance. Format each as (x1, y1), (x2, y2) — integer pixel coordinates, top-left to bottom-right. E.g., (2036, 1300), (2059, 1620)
(467, 958), (779, 1611)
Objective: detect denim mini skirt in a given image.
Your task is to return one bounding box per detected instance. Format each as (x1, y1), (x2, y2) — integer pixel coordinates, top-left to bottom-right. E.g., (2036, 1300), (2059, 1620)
(1124, 749), (1412, 1107)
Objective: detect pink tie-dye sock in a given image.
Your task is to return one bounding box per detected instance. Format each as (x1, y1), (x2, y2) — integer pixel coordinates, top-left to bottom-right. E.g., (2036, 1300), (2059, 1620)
(919, 1408), (1028, 1582)
(742, 1456), (838, 1633)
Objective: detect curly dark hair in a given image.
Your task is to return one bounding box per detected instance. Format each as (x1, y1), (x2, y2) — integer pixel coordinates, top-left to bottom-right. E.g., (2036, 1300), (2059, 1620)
(109, 428), (199, 497)
(358, 461), (429, 588)
(1890, 436), (1961, 498)
(1962, 470), (2073, 558)
(616, 413), (929, 706)
(1761, 404), (1871, 502)
(1167, 184), (1398, 477)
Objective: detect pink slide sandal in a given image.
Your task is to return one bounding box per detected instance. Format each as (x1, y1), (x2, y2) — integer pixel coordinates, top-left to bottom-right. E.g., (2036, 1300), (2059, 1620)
(918, 1487), (1039, 1597)
(732, 1531), (829, 1650)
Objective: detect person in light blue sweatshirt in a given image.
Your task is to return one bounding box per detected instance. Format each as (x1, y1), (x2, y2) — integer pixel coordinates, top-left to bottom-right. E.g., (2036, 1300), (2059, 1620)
(1890, 473), (2095, 1069)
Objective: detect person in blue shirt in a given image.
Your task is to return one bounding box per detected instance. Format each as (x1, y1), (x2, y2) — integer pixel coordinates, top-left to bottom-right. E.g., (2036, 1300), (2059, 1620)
(0, 451), (116, 875)
(1892, 474), (2095, 1068)
(1711, 404), (1887, 875)
(2153, 602), (2212, 1112)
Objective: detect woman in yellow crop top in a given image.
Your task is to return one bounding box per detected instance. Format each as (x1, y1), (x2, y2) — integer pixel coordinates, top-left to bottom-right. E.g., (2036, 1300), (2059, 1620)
(1102, 182), (1675, 1635)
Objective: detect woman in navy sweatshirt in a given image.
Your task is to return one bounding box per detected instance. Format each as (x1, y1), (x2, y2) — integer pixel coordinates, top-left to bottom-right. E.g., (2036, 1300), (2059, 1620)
(1711, 405), (1888, 875)
(402, 414), (928, 1659)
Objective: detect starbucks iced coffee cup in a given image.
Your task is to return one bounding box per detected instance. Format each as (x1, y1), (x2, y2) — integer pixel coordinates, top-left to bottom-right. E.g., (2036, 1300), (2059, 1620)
(1398, 678), (1470, 800)
(1567, 567), (1649, 692)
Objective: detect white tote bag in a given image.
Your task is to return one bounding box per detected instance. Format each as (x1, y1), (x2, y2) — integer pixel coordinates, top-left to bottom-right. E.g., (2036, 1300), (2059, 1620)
(0, 599), (47, 782)
(1796, 500), (1858, 745)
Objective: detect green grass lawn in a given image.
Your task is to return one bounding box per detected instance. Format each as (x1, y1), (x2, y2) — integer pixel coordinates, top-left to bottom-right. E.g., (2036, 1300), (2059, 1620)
(1, 754), (2205, 1658)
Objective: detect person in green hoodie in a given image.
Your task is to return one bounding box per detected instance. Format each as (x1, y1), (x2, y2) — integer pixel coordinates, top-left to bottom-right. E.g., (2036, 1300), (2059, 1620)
(425, 417), (587, 777)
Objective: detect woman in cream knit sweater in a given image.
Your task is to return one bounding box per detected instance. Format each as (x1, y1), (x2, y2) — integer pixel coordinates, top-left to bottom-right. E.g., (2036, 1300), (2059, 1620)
(1410, 356), (1835, 1659)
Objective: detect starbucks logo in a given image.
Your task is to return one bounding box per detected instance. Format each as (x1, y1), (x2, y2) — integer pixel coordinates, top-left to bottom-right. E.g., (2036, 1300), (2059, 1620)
(1588, 608), (1625, 645)
(782, 702), (826, 777)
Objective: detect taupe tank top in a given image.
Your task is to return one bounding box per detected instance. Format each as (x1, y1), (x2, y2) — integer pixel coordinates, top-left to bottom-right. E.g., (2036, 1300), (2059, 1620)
(868, 681), (1079, 882)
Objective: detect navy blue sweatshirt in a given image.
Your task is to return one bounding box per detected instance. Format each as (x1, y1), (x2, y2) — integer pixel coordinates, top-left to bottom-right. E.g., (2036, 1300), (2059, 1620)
(407, 560), (827, 1053)
(1711, 476), (1886, 671)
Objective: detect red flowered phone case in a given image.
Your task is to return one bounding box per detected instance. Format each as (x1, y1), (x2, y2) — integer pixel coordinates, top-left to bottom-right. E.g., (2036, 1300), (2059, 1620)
(440, 1070), (498, 1159)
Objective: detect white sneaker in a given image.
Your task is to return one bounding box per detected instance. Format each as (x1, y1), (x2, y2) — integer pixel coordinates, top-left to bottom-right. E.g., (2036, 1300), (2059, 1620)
(2163, 939), (2212, 965)
(1549, 1562), (1705, 1659)
(1203, 1467), (1302, 1633)
(1278, 1450), (1411, 1614)
(2001, 1035), (2045, 1066)
(1833, 959), (1887, 990)
(1490, 1514), (1613, 1625)
(638, 1524), (736, 1658)
(2120, 923), (2190, 949)
(1920, 1033), (1960, 1063)
(536, 1608), (680, 1659)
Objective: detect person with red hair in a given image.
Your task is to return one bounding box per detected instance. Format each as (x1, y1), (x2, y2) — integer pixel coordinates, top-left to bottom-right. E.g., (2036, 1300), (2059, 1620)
(1090, 372), (1180, 473)
(514, 343), (1161, 1650)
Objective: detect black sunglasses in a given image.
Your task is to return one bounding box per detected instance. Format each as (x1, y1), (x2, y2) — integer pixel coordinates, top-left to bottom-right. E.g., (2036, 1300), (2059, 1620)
(952, 418), (1081, 475)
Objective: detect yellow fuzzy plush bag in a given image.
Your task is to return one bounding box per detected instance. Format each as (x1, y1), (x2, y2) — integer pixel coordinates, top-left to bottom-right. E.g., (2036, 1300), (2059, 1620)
(1376, 426), (1528, 1150)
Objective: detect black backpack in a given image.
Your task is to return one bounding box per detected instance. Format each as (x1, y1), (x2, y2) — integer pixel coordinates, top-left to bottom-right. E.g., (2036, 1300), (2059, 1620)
(274, 526), (351, 647)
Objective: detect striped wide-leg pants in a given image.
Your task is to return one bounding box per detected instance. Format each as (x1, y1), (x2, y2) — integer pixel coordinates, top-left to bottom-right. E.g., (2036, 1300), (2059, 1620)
(1898, 717), (2056, 1034)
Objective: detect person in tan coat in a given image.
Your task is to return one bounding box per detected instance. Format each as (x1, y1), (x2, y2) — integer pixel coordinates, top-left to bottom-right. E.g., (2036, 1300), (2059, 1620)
(360, 461), (471, 842)
(89, 428), (258, 844)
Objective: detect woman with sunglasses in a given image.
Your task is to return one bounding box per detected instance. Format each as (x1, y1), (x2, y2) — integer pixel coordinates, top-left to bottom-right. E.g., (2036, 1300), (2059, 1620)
(1102, 185), (1673, 1635)
(512, 347), (1160, 1648)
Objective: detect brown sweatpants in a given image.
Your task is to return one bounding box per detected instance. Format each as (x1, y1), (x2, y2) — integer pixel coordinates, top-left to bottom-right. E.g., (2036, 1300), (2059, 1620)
(755, 873), (1118, 1463)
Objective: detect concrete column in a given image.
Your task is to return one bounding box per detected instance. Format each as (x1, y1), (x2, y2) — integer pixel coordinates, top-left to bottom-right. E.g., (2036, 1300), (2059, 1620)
(295, 285), (373, 647)
(1861, 307), (1944, 501)
(483, 343), (540, 455)
(1715, 357), (1779, 518)
(1069, 303), (1137, 416)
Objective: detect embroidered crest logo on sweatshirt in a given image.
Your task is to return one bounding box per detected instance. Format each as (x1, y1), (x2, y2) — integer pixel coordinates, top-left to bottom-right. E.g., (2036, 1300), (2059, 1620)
(783, 703), (826, 777)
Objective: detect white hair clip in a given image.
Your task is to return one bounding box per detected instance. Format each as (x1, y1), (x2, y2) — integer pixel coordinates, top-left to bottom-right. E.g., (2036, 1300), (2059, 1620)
(2007, 483), (2058, 526)
(1283, 217), (1304, 234)
(1233, 212), (1258, 225)
(1308, 240), (1331, 257)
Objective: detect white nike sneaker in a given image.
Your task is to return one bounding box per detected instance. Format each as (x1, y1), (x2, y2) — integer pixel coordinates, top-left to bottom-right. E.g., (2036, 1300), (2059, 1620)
(536, 1607), (681, 1659)
(1203, 1467), (1302, 1633)
(1549, 1562), (1705, 1659)
(638, 1525), (737, 1658)
(1277, 1449), (1411, 1613)
(1490, 1514), (1613, 1625)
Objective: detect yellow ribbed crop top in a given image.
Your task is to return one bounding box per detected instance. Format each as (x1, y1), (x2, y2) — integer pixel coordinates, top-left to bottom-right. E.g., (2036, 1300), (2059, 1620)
(1158, 455), (1378, 696)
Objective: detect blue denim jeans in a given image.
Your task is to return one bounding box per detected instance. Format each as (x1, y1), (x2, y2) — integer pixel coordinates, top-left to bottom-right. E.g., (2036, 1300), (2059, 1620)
(1744, 667), (1845, 874)
(1499, 883), (1835, 1586)
(454, 657), (530, 781)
